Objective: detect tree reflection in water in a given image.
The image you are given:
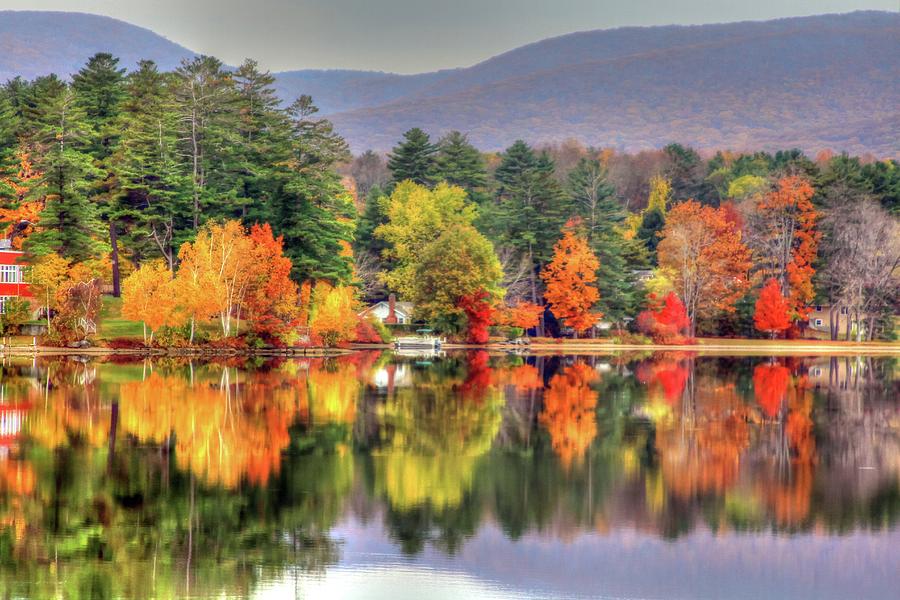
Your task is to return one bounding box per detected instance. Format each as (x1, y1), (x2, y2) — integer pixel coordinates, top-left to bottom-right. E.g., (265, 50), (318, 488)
(0, 351), (896, 597)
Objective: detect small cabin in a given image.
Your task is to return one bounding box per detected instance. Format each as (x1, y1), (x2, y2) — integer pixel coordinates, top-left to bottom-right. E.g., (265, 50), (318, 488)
(359, 295), (414, 325)
(0, 242), (32, 313)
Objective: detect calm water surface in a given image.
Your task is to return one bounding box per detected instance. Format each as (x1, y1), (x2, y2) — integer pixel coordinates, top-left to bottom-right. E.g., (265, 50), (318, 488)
(0, 351), (897, 599)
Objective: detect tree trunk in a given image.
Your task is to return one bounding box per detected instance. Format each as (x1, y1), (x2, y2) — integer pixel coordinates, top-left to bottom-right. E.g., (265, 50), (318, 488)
(109, 220), (121, 297)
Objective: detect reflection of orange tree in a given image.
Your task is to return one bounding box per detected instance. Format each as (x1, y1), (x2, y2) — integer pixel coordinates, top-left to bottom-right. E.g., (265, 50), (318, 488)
(635, 354), (690, 406)
(118, 367), (301, 488)
(753, 363), (790, 418)
(757, 373), (817, 526)
(374, 366), (503, 510)
(539, 362), (599, 470)
(654, 371), (750, 503)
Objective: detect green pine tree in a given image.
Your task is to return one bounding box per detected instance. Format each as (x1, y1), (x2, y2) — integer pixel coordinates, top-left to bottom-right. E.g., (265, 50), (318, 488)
(566, 157), (638, 324)
(24, 83), (106, 262)
(112, 60), (191, 271)
(387, 127), (436, 186)
(434, 131), (488, 203)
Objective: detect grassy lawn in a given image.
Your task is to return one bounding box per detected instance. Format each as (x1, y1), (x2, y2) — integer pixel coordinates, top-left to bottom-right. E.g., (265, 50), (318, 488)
(98, 295), (145, 340)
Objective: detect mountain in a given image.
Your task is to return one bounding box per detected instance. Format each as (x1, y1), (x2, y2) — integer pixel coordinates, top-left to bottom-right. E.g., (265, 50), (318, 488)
(1, 10), (897, 156)
(0, 11), (194, 80)
(322, 11), (900, 155)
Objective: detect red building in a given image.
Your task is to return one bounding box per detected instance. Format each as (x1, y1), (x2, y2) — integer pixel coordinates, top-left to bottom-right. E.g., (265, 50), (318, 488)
(0, 245), (32, 313)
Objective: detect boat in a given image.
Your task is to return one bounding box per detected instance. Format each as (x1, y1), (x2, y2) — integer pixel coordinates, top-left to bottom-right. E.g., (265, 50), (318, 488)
(393, 328), (444, 350)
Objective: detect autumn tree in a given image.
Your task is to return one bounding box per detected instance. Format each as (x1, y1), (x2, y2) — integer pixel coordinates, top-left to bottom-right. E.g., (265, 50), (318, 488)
(541, 219), (601, 336)
(458, 288), (494, 344)
(174, 220), (252, 340)
(411, 223), (503, 332)
(27, 253), (70, 331)
(657, 200), (751, 335)
(754, 278), (791, 338)
(636, 292), (692, 343)
(496, 301), (544, 332)
(309, 283), (358, 346)
(243, 223), (300, 344)
(121, 259), (178, 343)
(749, 176), (820, 320)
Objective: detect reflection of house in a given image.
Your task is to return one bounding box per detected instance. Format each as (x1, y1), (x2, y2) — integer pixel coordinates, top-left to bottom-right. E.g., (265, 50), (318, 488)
(359, 295), (414, 324)
(0, 242), (32, 314)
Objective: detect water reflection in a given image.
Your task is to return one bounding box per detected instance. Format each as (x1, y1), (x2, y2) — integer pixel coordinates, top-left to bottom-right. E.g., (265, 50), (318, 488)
(0, 352), (897, 599)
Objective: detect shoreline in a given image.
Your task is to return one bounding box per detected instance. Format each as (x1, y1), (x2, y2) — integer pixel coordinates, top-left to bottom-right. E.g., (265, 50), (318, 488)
(0, 338), (896, 358)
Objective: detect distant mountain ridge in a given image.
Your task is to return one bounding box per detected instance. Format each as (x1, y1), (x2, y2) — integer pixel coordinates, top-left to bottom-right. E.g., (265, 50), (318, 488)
(1, 10), (897, 156)
(0, 11), (194, 81)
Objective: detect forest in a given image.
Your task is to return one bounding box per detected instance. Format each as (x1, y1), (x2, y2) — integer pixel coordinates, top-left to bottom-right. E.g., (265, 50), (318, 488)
(0, 52), (898, 346)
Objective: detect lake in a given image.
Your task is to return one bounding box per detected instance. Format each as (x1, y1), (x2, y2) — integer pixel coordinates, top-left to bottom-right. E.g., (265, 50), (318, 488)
(0, 351), (897, 599)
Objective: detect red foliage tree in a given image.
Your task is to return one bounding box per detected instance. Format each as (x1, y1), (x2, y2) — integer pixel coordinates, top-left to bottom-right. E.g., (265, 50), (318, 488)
(636, 292), (692, 343)
(458, 288), (494, 344)
(754, 278), (792, 338)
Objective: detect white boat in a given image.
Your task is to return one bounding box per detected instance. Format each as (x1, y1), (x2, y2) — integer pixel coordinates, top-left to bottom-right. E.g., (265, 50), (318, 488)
(393, 329), (444, 350)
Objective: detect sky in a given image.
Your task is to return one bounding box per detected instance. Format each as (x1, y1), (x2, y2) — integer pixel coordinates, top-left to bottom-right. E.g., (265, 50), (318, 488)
(1, 0), (896, 73)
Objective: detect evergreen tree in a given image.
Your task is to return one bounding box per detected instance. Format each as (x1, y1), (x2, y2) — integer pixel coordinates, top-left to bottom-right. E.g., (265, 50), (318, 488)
(387, 127), (436, 186)
(636, 207), (664, 265)
(230, 59), (287, 220)
(72, 52), (126, 158)
(113, 60), (191, 271)
(24, 83), (106, 262)
(73, 53), (127, 292)
(172, 55), (240, 228)
(566, 157), (637, 323)
(434, 131), (488, 203)
(269, 96), (355, 283)
(485, 140), (564, 307)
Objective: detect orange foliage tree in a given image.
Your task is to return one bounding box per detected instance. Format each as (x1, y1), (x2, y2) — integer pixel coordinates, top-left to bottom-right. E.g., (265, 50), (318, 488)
(752, 176), (820, 320)
(657, 200), (751, 335)
(0, 151), (43, 248)
(754, 278), (791, 338)
(243, 223), (300, 344)
(541, 219), (601, 336)
(495, 301), (543, 332)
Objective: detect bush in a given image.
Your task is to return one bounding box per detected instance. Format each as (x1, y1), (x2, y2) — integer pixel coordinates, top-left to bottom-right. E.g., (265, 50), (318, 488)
(0, 298), (32, 335)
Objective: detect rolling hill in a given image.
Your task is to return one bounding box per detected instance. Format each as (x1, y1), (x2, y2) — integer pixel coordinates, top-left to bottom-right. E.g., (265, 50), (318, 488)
(0, 11), (194, 80)
(1, 10), (897, 156)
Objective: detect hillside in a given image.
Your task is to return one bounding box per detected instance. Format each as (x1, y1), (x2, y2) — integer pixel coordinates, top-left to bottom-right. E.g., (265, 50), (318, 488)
(1, 10), (897, 155)
(324, 11), (900, 155)
(0, 11), (194, 80)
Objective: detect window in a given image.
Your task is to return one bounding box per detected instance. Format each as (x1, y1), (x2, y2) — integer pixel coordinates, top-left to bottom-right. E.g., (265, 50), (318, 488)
(840, 307), (848, 315)
(0, 265), (22, 283)
(815, 305), (822, 312)
(814, 319), (823, 326)
(0, 296), (11, 314)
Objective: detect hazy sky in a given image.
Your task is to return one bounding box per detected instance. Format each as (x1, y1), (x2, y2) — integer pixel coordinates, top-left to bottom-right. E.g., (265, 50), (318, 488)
(2, 0), (896, 72)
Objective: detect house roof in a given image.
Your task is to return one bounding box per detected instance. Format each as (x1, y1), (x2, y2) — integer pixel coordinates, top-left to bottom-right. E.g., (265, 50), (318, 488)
(359, 300), (414, 317)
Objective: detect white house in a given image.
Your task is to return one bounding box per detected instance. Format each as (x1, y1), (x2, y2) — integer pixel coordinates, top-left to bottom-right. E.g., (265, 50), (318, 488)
(359, 295), (414, 325)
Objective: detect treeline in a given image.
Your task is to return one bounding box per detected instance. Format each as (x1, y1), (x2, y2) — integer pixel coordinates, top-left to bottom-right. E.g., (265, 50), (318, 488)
(351, 128), (900, 340)
(0, 52), (353, 290)
(1, 52), (898, 343)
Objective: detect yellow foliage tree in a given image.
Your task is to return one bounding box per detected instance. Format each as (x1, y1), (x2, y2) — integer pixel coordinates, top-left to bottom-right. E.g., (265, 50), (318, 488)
(121, 260), (179, 343)
(309, 283), (358, 346)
